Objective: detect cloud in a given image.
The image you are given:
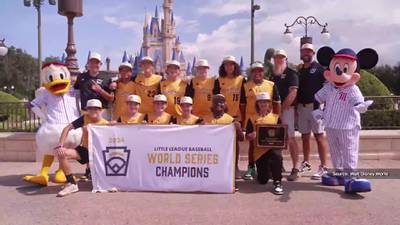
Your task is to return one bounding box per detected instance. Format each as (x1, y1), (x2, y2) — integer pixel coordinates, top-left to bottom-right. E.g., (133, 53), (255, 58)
(198, 0), (248, 16)
(182, 0), (400, 74)
(174, 15), (199, 33)
(103, 16), (142, 32)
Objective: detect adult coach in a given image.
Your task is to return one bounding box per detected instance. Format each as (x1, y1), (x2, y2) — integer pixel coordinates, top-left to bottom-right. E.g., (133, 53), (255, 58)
(271, 49), (301, 181)
(74, 52), (114, 119)
(297, 43), (329, 179)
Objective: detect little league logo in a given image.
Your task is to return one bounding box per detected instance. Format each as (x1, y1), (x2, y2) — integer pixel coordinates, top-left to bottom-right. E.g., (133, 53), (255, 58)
(102, 146), (131, 176)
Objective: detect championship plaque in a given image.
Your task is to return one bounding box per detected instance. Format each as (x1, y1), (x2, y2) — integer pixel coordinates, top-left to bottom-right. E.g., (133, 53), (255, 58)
(256, 124), (288, 149)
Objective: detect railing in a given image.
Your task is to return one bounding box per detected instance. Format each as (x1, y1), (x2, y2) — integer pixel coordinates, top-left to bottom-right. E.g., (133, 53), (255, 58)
(0, 101), (41, 132)
(0, 96), (399, 132)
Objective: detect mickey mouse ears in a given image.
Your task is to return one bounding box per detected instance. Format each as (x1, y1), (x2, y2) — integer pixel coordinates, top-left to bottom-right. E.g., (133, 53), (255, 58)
(317, 46), (379, 69)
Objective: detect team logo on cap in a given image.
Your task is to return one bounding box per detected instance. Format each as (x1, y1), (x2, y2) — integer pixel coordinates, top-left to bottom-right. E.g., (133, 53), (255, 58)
(102, 146), (131, 176)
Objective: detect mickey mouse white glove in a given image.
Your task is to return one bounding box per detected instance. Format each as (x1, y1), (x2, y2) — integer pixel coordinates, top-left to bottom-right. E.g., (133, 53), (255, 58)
(354, 100), (373, 113)
(312, 109), (324, 121)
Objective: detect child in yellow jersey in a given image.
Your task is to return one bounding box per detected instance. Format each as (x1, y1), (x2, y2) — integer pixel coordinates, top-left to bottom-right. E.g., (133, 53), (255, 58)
(133, 56), (162, 114)
(186, 59), (215, 117)
(160, 60), (188, 117)
(145, 94), (176, 125)
(214, 56), (246, 121)
(243, 62), (281, 181)
(115, 95), (145, 124)
(55, 99), (109, 197)
(112, 62), (136, 120)
(203, 94), (244, 180)
(245, 92), (284, 195)
(177, 96), (203, 125)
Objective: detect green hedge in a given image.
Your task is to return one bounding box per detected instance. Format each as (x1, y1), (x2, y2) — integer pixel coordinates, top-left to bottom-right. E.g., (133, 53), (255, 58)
(361, 110), (400, 129)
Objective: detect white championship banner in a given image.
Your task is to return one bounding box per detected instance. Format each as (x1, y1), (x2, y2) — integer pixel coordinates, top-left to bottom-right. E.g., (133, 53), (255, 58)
(88, 124), (236, 193)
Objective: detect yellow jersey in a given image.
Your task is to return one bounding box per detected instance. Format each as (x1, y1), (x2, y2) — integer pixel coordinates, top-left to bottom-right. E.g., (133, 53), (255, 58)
(160, 79), (187, 116)
(81, 114), (109, 148)
(190, 77), (215, 117)
(246, 113), (279, 161)
(176, 114), (202, 125)
(134, 74), (162, 114)
(203, 113), (234, 125)
(146, 112), (173, 125)
(244, 79), (276, 121)
(112, 81), (136, 120)
(217, 76), (245, 118)
(119, 113), (145, 124)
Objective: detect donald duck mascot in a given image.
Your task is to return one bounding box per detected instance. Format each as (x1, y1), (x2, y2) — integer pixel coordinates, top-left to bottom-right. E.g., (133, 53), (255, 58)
(23, 62), (82, 186)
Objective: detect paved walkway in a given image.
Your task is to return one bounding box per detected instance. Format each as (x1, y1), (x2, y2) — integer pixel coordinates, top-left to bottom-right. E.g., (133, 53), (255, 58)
(0, 159), (399, 225)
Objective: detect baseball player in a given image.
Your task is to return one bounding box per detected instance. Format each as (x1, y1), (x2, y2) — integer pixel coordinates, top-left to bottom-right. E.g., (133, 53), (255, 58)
(176, 96), (203, 125)
(112, 62), (136, 121)
(242, 62), (281, 180)
(185, 59), (215, 117)
(245, 92), (283, 195)
(160, 60), (188, 117)
(54, 99), (109, 197)
(115, 94), (145, 124)
(144, 94), (176, 124)
(133, 56), (162, 115)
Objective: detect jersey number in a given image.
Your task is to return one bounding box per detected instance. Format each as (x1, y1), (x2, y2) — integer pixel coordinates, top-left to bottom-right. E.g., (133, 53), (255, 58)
(232, 94), (239, 102)
(174, 96), (181, 104)
(147, 90), (157, 98)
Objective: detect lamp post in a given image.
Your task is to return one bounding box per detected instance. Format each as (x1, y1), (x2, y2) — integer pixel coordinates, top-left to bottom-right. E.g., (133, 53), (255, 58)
(0, 39), (8, 57)
(58, 0), (83, 77)
(250, 0), (261, 64)
(283, 16), (330, 46)
(23, 0), (56, 85)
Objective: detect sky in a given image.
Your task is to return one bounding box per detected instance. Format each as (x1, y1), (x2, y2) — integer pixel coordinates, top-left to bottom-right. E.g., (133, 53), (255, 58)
(1, 0), (400, 74)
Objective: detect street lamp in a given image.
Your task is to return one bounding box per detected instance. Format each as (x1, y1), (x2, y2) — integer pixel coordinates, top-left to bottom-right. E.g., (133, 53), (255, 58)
(0, 39), (8, 56)
(23, 0), (56, 86)
(58, 0), (83, 77)
(283, 16), (330, 46)
(250, 0), (261, 64)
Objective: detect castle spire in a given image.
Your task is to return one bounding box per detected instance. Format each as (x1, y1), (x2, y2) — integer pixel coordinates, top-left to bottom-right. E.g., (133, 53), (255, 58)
(155, 5), (159, 18)
(122, 51), (129, 62)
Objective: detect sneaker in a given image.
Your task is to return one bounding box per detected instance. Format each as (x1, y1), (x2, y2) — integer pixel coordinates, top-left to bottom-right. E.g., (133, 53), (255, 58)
(79, 168), (91, 182)
(311, 165), (328, 180)
(243, 165), (256, 180)
(287, 168), (300, 181)
(273, 181), (284, 195)
(299, 161), (312, 172)
(57, 183), (79, 197)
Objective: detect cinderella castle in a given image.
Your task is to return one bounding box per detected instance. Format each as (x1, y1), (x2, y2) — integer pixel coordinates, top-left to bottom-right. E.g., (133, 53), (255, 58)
(129, 0), (190, 76)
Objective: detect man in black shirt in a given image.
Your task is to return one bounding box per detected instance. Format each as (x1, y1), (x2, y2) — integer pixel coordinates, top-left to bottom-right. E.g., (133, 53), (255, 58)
(297, 43), (329, 180)
(271, 49), (301, 181)
(74, 52), (114, 119)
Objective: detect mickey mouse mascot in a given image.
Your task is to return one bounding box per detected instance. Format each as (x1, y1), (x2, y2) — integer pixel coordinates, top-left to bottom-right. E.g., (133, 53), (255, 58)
(313, 47), (378, 194)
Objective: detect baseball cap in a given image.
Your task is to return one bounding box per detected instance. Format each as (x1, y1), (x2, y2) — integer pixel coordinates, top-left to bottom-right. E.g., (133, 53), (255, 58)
(119, 62), (133, 70)
(154, 94), (168, 102)
(86, 99), (102, 109)
(195, 59), (210, 68)
(301, 43), (315, 52)
(250, 62), (264, 71)
(140, 56), (154, 64)
(212, 94), (226, 102)
(223, 56), (237, 64)
(256, 92), (272, 101)
(274, 49), (288, 58)
(89, 52), (102, 62)
(166, 60), (181, 69)
(180, 96), (193, 105)
(126, 95), (141, 104)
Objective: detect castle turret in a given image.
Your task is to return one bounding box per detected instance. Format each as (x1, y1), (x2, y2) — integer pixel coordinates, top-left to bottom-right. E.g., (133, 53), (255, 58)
(162, 0), (175, 64)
